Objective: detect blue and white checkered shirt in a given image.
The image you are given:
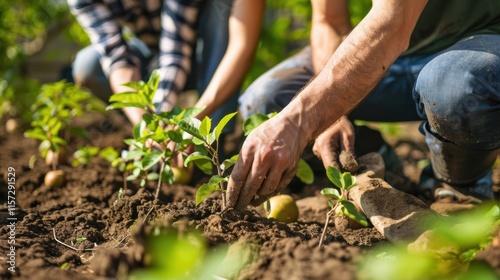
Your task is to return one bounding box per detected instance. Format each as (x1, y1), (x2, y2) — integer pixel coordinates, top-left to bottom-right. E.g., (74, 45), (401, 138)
(68, 0), (203, 109)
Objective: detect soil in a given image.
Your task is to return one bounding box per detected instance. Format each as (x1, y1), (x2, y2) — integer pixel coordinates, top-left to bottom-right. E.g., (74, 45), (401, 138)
(1, 111), (499, 280)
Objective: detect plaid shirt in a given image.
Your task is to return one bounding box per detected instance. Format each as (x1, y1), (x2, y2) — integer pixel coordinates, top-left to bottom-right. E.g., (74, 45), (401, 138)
(68, 0), (204, 109)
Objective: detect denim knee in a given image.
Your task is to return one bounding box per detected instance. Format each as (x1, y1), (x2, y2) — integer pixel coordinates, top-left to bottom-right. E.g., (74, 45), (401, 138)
(72, 46), (105, 87)
(239, 47), (313, 119)
(414, 42), (500, 149)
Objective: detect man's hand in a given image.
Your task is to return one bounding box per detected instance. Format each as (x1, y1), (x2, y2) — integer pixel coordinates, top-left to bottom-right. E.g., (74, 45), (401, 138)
(312, 116), (355, 169)
(226, 114), (308, 211)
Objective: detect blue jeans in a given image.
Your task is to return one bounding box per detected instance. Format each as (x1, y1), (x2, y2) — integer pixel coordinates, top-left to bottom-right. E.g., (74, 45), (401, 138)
(239, 34), (500, 151)
(72, 0), (239, 131)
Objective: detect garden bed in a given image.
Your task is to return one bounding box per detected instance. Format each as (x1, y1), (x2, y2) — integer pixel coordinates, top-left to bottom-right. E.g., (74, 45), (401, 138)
(1, 112), (499, 279)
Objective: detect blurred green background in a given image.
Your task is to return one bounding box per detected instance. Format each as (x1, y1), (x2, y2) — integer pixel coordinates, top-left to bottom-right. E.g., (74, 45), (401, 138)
(0, 0), (371, 121)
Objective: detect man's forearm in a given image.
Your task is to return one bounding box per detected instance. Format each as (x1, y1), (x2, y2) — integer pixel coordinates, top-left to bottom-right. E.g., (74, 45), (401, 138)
(282, 0), (428, 142)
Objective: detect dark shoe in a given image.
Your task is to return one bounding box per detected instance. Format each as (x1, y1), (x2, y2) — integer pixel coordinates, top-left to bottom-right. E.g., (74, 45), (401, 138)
(417, 164), (494, 214)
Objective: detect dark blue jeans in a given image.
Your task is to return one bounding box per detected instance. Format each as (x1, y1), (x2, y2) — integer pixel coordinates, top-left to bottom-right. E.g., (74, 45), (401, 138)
(72, 0), (239, 131)
(239, 34), (500, 151)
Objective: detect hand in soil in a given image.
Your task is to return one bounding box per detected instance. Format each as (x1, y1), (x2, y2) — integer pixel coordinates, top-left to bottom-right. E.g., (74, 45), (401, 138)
(226, 114), (307, 210)
(312, 116), (356, 170)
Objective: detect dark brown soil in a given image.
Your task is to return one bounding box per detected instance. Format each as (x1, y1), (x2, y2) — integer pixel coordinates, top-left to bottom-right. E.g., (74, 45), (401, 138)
(0, 112), (499, 280)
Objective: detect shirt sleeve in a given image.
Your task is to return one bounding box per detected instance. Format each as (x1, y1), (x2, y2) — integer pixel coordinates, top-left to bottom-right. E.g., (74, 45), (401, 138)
(68, 0), (140, 76)
(153, 0), (201, 112)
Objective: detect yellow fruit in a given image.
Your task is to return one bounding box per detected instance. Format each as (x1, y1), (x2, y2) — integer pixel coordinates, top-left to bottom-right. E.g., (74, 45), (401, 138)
(265, 194), (299, 223)
(172, 167), (192, 184)
(44, 170), (65, 188)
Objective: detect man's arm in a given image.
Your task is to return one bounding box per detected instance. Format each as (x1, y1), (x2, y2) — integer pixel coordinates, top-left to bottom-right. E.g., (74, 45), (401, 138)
(226, 0), (429, 210)
(310, 0), (352, 74)
(194, 0), (265, 120)
(286, 0), (428, 142)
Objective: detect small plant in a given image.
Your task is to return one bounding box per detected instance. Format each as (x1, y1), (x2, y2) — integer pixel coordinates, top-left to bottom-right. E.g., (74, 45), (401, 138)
(319, 166), (368, 246)
(179, 112), (239, 209)
(24, 81), (105, 188)
(106, 70), (204, 202)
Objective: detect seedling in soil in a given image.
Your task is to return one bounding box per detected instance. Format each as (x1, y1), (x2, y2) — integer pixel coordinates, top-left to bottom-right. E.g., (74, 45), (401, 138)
(106, 70), (203, 202)
(24, 81), (105, 188)
(319, 166), (368, 247)
(179, 111), (239, 209)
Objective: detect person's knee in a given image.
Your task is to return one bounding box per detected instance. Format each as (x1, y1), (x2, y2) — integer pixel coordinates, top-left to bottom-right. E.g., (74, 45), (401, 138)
(415, 52), (500, 147)
(72, 47), (103, 88)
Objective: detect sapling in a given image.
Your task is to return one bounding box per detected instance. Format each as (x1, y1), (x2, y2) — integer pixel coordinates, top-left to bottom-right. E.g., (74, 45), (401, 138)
(24, 81), (104, 188)
(319, 166), (368, 247)
(106, 70), (203, 202)
(179, 112), (239, 209)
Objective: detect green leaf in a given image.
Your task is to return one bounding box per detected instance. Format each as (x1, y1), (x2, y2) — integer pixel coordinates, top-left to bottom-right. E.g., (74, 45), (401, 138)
(24, 129), (48, 141)
(195, 176), (225, 205)
(296, 159), (314, 184)
(109, 92), (148, 104)
(126, 173), (138, 181)
(338, 200), (368, 227)
(242, 113), (269, 136)
(342, 172), (357, 190)
(99, 147), (119, 162)
(320, 188), (341, 200)
(199, 116), (211, 137)
(326, 166), (343, 189)
(215, 111), (238, 141)
(125, 149), (145, 160)
(179, 119), (204, 141)
(178, 107), (204, 120)
(161, 165), (175, 184)
(106, 102), (148, 111)
(141, 151), (163, 170)
(220, 154), (239, 172)
(147, 172), (160, 181)
(166, 130), (183, 143)
(185, 153), (213, 174)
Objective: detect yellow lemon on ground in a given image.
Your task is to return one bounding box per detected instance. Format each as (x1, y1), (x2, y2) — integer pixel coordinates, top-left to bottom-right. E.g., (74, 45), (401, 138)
(172, 167), (192, 184)
(264, 194), (299, 223)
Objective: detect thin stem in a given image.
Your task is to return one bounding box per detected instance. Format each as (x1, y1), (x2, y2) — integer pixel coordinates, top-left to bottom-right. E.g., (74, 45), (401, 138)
(319, 207), (336, 247)
(154, 160), (166, 202)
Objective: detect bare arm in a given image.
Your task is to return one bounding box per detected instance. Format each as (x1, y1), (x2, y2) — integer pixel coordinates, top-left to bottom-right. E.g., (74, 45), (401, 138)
(284, 0), (428, 143)
(227, 0), (429, 210)
(194, 0), (265, 120)
(310, 0), (352, 74)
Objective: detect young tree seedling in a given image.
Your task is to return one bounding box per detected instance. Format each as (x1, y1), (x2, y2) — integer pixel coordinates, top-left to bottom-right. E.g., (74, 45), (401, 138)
(319, 166), (368, 247)
(178, 112), (239, 209)
(24, 81), (105, 187)
(106, 70), (203, 203)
